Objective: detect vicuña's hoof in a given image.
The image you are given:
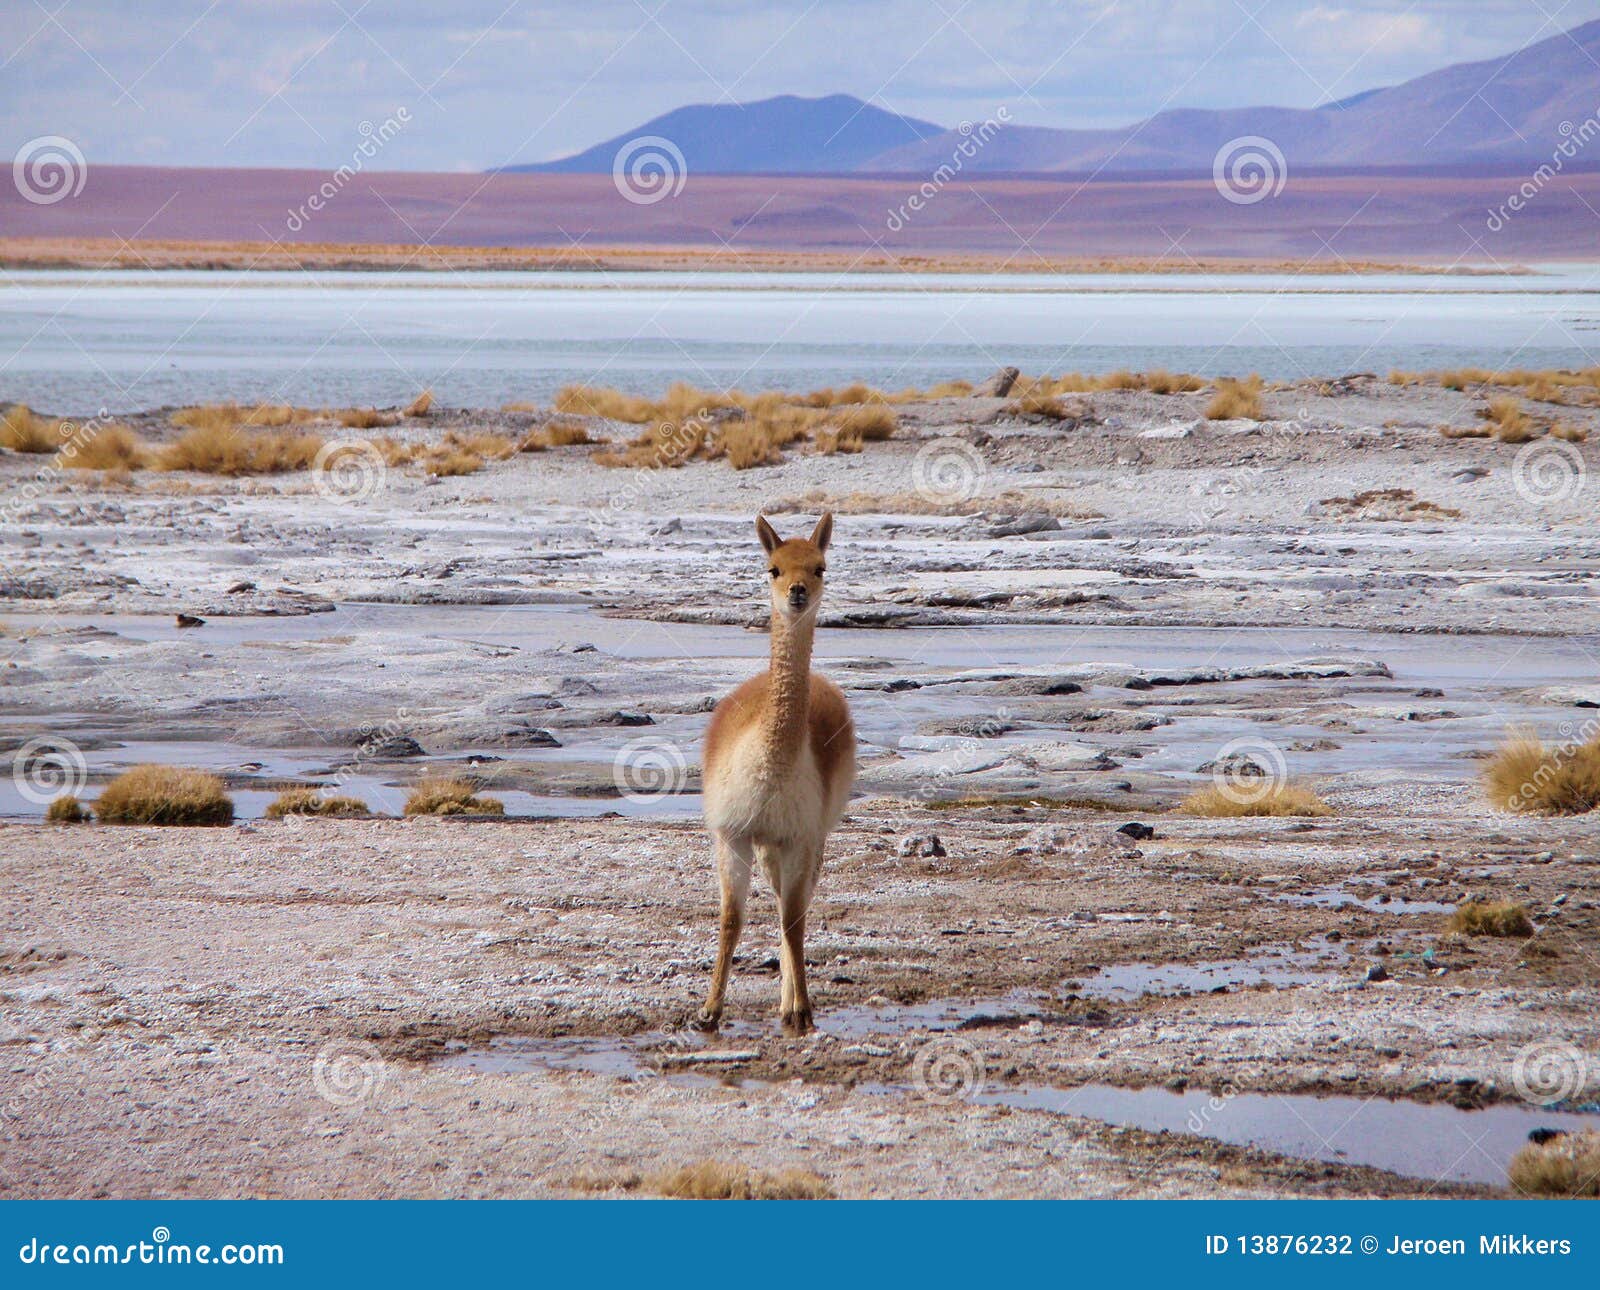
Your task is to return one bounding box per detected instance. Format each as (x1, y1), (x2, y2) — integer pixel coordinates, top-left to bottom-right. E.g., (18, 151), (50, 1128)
(781, 1007), (814, 1037)
(690, 1008), (722, 1032)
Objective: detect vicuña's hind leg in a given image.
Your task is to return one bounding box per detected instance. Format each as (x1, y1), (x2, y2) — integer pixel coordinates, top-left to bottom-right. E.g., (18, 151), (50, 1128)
(696, 831), (752, 1030)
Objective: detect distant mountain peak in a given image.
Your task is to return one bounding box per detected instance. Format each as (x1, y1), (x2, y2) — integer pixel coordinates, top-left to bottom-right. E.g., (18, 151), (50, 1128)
(502, 19), (1600, 178)
(504, 92), (944, 175)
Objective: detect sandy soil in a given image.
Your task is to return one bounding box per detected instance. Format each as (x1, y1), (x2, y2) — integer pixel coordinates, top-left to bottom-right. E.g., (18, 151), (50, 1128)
(3, 375), (1598, 1198)
(3, 808), (1594, 1200)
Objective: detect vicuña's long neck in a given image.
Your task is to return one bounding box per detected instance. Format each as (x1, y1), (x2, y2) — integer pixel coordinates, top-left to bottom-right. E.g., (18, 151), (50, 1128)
(761, 610), (814, 773)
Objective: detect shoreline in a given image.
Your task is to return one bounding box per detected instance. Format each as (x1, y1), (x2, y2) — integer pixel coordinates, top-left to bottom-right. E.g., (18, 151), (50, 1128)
(0, 237), (1525, 277)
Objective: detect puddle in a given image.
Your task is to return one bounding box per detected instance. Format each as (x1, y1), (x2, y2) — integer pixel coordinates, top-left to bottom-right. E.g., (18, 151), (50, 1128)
(1068, 938), (1348, 999)
(440, 1026), (1600, 1188)
(1271, 886), (1455, 915)
(968, 1083), (1600, 1188)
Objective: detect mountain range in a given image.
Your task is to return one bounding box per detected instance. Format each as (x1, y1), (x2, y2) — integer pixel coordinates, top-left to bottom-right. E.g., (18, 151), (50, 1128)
(507, 19), (1600, 175)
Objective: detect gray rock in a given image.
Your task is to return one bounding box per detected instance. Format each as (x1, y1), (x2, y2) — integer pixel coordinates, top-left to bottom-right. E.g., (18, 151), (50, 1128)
(988, 513), (1061, 537)
(973, 366), (1020, 398)
(897, 833), (947, 858)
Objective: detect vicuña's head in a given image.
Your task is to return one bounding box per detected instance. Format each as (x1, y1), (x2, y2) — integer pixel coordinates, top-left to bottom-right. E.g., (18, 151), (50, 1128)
(756, 512), (833, 623)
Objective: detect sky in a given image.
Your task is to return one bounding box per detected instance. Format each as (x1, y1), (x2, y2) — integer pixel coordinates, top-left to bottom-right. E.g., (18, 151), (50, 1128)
(2, 0), (1598, 172)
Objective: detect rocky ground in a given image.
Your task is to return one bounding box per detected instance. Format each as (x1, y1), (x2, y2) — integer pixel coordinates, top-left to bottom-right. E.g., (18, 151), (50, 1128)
(2, 808), (1595, 1199)
(2, 375), (1598, 1197)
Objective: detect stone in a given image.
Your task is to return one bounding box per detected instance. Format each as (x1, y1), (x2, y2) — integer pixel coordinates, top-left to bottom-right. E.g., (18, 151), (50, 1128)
(897, 834), (947, 858)
(1116, 822), (1155, 841)
(973, 366), (1020, 398)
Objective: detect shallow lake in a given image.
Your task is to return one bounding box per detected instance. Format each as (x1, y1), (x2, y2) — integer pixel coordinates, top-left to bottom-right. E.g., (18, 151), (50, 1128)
(5, 265), (1600, 414)
(2, 604), (1594, 821)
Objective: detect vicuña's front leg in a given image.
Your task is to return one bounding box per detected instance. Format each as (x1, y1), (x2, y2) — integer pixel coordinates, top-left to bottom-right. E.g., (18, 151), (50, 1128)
(696, 832), (751, 1030)
(777, 872), (813, 1035)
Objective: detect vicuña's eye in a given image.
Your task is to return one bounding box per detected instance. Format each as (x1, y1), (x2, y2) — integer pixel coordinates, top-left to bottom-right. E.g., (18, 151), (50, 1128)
(816, 565), (826, 575)
(768, 567), (779, 578)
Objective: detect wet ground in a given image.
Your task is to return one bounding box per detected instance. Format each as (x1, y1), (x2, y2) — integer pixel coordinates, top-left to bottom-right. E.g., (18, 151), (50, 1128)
(3, 377), (1598, 1197)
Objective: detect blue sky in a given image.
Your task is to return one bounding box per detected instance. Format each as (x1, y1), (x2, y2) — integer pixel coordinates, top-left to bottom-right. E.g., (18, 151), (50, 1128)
(2, 0), (1597, 170)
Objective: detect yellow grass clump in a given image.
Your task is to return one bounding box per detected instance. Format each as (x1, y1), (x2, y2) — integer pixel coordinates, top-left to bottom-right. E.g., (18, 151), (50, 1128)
(54, 424), (147, 471)
(405, 390), (433, 417)
(158, 424), (325, 475)
(1145, 369), (1205, 394)
(46, 795), (89, 823)
(646, 1161), (835, 1200)
(94, 765), (234, 825)
(1003, 391), (1079, 421)
(339, 407), (399, 429)
(1483, 731), (1600, 815)
(1508, 1132), (1600, 1198)
(171, 403), (315, 431)
(1204, 376), (1265, 421)
(403, 776), (505, 817)
(2, 406), (75, 453)
(538, 419), (593, 447)
(1477, 396), (1537, 442)
(1447, 901), (1534, 938)
(814, 425), (863, 455)
(1181, 783), (1332, 817)
(826, 403), (896, 441)
(265, 788), (372, 818)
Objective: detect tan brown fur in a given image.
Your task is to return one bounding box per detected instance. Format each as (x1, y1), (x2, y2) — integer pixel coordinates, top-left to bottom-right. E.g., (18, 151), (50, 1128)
(698, 512), (856, 1034)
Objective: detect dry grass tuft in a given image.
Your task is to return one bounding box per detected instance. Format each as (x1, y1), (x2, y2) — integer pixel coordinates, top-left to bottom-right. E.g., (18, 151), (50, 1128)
(1145, 369), (1205, 394)
(1002, 391), (1079, 421)
(403, 776), (505, 817)
(813, 425), (863, 455)
(339, 407), (400, 430)
(1477, 396), (1537, 442)
(1316, 487), (1460, 521)
(405, 390), (433, 417)
(159, 424), (325, 475)
(646, 1160), (835, 1200)
(55, 424), (147, 471)
(46, 795), (89, 823)
(538, 419), (593, 447)
(265, 788), (372, 819)
(1483, 731), (1600, 815)
(94, 765), (234, 825)
(2, 406), (75, 453)
(1508, 1132), (1600, 1197)
(1447, 901), (1534, 938)
(1204, 376), (1265, 420)
(1181, 783), (1332, 817)
(171, 403), (314, 431)
(422, 450), (483, 477)
(825, 403), (896, 441)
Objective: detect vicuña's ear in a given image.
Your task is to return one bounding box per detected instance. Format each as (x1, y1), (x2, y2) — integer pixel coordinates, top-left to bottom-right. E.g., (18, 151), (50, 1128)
(756, 514), (781, 554)
(810, 511), (833, 553)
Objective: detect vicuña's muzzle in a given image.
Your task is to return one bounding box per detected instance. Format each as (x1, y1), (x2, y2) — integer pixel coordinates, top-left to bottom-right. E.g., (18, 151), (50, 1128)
(787, 586), (809, 609)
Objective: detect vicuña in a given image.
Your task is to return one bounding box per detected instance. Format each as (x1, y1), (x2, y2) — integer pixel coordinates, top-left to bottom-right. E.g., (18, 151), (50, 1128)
(697, 512), (856, 1035)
